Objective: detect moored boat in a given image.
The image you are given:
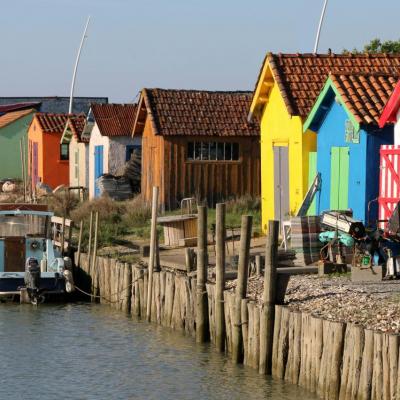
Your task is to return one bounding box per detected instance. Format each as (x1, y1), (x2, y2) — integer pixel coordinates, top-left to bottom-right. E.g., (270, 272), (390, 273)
(0, 203), (74, 304)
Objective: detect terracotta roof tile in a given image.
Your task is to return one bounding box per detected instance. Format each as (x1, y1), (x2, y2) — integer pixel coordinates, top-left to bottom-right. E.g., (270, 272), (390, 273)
(66, 114), (87, 142)
(0, 108), (35, 129)
(254, 53), (400, 117)
(35, 113), (70, 133)
(330, 72), (398, 125)
(91, 103), (137, 137)
(140, 89), (259, 136)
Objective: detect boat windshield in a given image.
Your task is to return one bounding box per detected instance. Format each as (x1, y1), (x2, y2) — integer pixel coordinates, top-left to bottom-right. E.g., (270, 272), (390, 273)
(0, 215), (47, 237)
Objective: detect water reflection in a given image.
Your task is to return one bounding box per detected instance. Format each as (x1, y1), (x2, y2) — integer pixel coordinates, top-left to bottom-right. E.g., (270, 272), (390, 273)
(0, 303), (317, 400)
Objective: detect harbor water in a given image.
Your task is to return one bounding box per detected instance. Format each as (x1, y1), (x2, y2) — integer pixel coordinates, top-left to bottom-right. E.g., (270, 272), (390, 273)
(0, 303), (317, 400)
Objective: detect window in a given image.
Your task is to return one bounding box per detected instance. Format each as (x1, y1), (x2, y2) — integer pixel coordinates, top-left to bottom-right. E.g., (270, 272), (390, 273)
(60, 144), (69, 161)
(187, 141), (240, 161)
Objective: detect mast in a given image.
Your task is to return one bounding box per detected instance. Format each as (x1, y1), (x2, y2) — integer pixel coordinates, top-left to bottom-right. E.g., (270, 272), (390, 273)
(314, 0), (328, 53)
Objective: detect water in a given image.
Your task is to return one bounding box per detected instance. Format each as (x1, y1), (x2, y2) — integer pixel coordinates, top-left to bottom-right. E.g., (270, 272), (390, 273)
(0, 303), (317, 400)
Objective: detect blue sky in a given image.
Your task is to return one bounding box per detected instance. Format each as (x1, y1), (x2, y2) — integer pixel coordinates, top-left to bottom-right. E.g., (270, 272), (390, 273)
(1, 0), (400, 102)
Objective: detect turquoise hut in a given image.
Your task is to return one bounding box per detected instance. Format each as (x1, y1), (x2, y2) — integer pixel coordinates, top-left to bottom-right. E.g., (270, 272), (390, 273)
(0, 108), (36, 180)
(303, 73), (397, 223)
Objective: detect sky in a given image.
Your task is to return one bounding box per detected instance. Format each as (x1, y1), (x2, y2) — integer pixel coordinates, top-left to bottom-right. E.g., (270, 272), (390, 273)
(1, 0), (400, 102)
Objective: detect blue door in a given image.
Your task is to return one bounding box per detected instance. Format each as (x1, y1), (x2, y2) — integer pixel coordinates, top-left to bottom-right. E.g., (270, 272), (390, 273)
(94, 145), (104, 197)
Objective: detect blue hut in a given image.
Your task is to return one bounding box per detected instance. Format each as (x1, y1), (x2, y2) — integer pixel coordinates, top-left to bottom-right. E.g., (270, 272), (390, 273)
(303, 73), (397, 223)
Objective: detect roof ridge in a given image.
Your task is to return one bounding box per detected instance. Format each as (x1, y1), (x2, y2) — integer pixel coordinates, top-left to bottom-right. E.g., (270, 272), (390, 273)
(143, 88), (253, 94)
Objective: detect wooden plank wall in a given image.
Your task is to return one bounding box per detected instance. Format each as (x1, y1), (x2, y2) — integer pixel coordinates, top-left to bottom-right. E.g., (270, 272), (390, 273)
(141, 120), (260, 209)
(163, 136), (260, 209)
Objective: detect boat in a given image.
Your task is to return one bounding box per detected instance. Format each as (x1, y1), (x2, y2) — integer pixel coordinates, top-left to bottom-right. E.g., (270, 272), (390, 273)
(0, 203), (74, 304)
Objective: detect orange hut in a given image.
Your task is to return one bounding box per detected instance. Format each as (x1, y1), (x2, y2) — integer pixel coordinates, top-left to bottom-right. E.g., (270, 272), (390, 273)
(28, 113), (85, 191)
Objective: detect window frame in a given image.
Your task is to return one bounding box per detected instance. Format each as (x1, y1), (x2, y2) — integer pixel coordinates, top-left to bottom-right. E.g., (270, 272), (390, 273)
(186, 140), (241, 163)
(60, 144), (69, 161)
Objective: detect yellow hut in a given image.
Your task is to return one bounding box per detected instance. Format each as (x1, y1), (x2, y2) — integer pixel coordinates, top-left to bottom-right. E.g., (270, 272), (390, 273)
(249, 53), (400, 232)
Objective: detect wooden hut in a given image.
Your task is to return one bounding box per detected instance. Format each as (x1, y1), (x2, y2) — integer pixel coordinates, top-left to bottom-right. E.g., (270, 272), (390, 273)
(132, 89), (260, 210)
(303, 72), (397, 223)
(27, 113), (86, 191)
(248, 53), (400, 231)
(88, 104), (140, 198)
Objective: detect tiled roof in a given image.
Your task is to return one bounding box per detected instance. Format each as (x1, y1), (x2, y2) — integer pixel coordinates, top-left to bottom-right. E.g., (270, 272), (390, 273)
(91, 103), (137, 137)
(66, 114), (87, 142)
(253, 53), (400, 117)
(0, 108), (35, 129)
(35, 113), (81, 134)
(330, 73), (398, 125)
(0, 102), (41, 114)
(138, 89), (260, 136)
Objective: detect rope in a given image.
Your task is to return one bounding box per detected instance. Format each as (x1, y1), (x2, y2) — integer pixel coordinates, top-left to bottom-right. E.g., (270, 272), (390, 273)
(74, 275), (142, 304)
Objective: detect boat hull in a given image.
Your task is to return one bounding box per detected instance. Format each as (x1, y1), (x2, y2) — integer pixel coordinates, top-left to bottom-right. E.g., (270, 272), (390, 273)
(0, 275), (66, 295)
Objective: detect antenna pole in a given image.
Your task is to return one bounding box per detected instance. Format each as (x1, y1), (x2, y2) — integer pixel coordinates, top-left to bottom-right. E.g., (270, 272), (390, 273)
(314, 0), (328, 53)
(69, 16), (91, 114)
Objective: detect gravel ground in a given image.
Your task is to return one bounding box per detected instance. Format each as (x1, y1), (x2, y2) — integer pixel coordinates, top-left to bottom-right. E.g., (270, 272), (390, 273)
(226, 274), (400, 334)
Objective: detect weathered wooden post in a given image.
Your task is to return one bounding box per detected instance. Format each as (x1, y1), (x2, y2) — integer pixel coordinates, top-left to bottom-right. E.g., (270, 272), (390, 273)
(232, 215), (252, 363)
(259, 220), (279, 375)
(255, 255), (261, 276)
(196, 205), (208, 343)
(87, 211), (94, 271)
(215, 202), (226, 352)
(91, 211), (99, 302)
(76, 220), (84, 267)
(146, 186), (159, 322)
(185, 248), (195, 273)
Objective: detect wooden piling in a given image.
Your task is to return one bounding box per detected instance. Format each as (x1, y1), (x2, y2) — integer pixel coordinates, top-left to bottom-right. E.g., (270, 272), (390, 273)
(146, 186), (159, 322)
(215, 203), (226, 352)
(196, 205), (208, 343)
(87, 211), (94, 273)
(232, 215), (252, 363)
(76, 220), (83, 267)
(259, 220), (279, 375)
(91, 211), (99, 302)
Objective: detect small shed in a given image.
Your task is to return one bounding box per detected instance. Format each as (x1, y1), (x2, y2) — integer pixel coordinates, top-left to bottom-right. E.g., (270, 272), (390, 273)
(88, 103), (140, 198)
(132, 88), (260, 210)
(61, 115), (90, 190)
(0, 108), (36, 180)
(27, 113), (86, 192)
(378, 80), (400, 223)
(303, 73), (397, 223)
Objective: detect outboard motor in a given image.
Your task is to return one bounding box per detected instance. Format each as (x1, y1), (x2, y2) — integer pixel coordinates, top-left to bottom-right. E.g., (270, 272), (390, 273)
(24, 257), (43, 305)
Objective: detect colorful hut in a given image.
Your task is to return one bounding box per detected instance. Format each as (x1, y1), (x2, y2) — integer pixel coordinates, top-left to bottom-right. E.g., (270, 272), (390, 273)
(28, 113), (85, 191)
(132, 89), (260, 210)
(88, 104), (139, 198)
(303, 73), (397, 223)
(249, 53), (400, 231)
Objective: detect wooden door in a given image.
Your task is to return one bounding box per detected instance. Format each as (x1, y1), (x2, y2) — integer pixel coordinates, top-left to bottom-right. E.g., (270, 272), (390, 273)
(330, 147), (349, 210)
(94, 145), (104, 197)
(273, 146), (290, 223)
(5, 238), (25, 272)
(32, 142), (39, 189)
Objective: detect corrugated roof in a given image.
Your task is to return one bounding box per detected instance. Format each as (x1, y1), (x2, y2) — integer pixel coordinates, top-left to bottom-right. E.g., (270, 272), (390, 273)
(330, 73), (398, 125)
(91, 103), (137, 137)
(0, 108), (35, 129)
(252, 53), (400, 118)
(0, 102), (41, 114)
(136, 89), (260, 137)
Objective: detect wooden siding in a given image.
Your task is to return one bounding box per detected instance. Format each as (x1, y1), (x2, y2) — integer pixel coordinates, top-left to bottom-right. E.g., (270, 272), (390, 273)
(140, 116), (260, 209)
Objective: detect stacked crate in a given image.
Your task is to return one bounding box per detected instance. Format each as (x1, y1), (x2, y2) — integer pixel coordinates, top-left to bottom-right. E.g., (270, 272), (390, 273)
(290, 216), (322, 265)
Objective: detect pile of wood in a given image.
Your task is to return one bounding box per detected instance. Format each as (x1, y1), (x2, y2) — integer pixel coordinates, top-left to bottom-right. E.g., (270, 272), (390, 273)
(290, 216), (322, 265)
(97, 174), (133, 200)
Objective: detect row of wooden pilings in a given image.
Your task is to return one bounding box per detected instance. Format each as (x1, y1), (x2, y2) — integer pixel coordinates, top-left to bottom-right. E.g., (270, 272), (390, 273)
(74, 202), (400, 400)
